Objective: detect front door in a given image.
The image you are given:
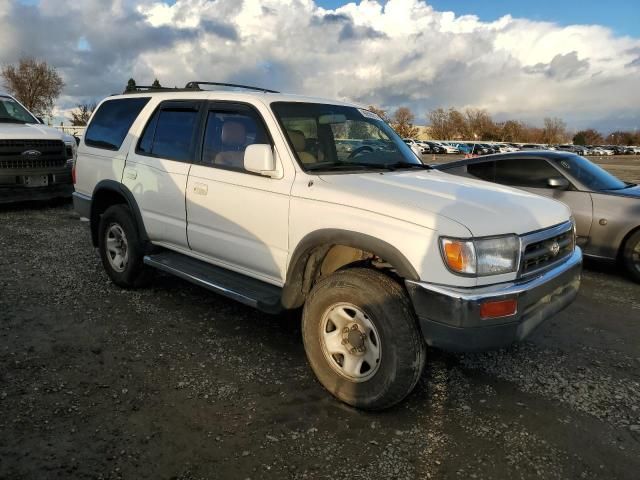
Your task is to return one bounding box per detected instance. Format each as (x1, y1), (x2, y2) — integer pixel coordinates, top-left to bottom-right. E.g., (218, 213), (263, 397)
(185, 102), (292, 285)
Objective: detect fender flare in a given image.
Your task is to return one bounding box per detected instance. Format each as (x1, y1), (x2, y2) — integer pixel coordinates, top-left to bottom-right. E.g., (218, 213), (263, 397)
(90, 180), (149, 247)
(281, 228), (420, 309)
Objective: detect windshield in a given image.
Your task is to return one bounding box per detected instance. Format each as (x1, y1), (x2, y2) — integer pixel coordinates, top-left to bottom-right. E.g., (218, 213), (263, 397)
(271, 102), (422, 172)
(553, 154), (628, 191)
(0, 96), (38, 124)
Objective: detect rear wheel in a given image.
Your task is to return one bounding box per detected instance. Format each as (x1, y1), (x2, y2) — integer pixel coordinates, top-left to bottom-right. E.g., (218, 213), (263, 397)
(98, 204), (152, 288)
(302, 268), (426, 410)
(622, 230), (640, 282)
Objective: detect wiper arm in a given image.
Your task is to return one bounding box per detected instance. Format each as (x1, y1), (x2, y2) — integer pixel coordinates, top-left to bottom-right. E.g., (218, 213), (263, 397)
(384, 161), (432, 170)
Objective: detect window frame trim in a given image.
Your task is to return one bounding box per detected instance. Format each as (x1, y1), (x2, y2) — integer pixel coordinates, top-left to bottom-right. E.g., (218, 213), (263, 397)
(492, 157), (574, 190)
(134, 99), (205, 163)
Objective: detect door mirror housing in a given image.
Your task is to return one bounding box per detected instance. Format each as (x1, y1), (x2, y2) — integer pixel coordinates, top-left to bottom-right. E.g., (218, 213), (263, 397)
(547, 177), (570, 189)
(244, 144), (277, 177)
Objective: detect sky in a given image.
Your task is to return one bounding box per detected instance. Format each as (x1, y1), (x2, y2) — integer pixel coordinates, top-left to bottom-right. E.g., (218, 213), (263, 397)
(2, 0), (639, 132)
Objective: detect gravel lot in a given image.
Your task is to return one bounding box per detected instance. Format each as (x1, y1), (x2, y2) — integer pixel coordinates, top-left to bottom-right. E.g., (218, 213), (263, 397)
(1, 155), (639, 479)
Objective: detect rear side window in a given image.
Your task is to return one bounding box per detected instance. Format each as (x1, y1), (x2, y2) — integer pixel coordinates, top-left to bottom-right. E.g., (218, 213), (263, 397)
(85, 97), (150, 150)
(137, 102), (201, 162)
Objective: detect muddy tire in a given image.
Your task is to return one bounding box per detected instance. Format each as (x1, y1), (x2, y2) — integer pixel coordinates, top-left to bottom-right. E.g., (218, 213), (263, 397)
(98, 204), (152, 288)
(302, 268), (426, 410)
(622, 230), (640, 283)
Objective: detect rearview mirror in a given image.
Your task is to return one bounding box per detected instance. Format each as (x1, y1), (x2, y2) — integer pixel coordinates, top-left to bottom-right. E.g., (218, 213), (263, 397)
(318, 114), (346, 125)
(547, 177), (569, 189)
(244, 144), (277, 177)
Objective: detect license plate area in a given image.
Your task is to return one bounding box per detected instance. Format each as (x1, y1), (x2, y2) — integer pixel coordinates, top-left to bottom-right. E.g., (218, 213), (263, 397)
(24, 175), (49, 187)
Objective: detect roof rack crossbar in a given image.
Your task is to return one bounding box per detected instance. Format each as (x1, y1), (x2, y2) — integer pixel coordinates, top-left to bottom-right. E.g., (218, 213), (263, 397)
(184, 81), (279, 94)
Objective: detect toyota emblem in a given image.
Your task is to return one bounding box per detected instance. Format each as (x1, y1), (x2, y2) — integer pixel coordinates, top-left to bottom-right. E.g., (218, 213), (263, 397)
(549, 241), (561, 257)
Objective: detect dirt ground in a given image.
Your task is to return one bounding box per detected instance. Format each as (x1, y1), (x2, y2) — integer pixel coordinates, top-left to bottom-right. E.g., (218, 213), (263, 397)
(1, 156), (639, 479)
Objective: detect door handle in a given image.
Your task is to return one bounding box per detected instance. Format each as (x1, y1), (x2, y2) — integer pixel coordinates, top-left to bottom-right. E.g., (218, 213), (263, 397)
(124, 169), (137, 180)
(193, 183), (208, 195)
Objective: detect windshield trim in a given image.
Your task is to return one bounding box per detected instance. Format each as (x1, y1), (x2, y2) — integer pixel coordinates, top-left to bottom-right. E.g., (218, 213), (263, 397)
(551, 153), (627, 192)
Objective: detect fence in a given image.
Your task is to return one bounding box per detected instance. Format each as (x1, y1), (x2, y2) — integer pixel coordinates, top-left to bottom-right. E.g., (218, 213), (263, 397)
(52, 125), (87, 137)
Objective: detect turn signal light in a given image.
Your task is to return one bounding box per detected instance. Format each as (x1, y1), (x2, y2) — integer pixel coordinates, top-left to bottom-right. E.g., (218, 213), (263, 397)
(480, 299), (517, 319)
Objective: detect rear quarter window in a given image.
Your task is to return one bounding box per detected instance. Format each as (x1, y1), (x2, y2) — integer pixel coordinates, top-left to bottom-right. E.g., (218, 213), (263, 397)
(85, 97), (150, 151)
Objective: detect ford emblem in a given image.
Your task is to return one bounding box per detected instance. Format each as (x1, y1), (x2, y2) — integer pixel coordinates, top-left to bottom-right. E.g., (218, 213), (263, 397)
(21, 149), (42, 157)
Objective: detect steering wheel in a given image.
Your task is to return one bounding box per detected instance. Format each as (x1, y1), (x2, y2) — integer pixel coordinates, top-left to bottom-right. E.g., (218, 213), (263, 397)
(348, 145), (374, 160)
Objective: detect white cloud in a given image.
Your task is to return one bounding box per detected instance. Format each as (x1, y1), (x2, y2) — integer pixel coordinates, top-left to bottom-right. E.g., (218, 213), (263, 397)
(1, 0), (639, 131)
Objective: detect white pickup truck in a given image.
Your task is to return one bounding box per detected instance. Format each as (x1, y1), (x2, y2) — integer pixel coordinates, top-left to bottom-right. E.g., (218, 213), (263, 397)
(73, 82), (582, 410)
(0, 93), (76, 203)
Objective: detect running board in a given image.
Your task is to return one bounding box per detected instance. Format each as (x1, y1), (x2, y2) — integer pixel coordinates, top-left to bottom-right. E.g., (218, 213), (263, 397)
(144, 251), (283, 314)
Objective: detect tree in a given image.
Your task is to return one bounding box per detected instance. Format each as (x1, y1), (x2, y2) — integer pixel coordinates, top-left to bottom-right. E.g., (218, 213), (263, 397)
(367, 105), (390, 123)
(573, 129), (603, 146)
(608, 130), (639, 146)
(427, 108), (450, 139)
(151, 78), (162, 89)
(391, 107), (419, 138)
(69, 102), (96, 126)
(465, 108), (495, 140)
(500, 120), (524, 142)
(125, 78), (137, 93)
(1, 57), (64, 118)
(542, 117), (568, 144)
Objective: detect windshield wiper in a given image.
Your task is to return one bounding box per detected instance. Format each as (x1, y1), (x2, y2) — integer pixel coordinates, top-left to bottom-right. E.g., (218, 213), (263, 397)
(0, 118), (27, 124)
(306, 162), (393, 171)
(383, 161), (432, 170)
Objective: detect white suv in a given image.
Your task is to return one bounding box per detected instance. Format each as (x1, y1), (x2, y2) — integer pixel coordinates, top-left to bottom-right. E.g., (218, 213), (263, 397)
(73, 82), (582, 409)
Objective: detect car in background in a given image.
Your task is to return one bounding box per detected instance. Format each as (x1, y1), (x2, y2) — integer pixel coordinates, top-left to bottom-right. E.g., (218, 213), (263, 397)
(425, 141), (447, 154)
(416, 141), (431, 153)
(588, 146), (615, 156)
(519, 144), (547, 150)
(0, 93), (76, 204)
(435, 142), (460, 154)
(402, 138), (425, 157)
(556, 145), (588, 155)
(494, 144), (519, 153)
(435, 151), (640, 281)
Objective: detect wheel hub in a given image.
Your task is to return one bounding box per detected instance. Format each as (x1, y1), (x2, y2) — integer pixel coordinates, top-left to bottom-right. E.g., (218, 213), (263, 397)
(342, 324), (367, 355)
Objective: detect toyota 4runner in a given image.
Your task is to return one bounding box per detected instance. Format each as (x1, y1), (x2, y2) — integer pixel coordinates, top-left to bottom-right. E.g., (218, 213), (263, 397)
(1, 93), (76, 204)
(73, 82), (582, 410)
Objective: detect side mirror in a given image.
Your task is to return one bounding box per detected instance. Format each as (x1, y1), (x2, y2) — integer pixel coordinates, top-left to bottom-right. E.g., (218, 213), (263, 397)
(547, 177), (569, 189)
(244, 144), (277, 177)
(74, 135), (81, 146)
(37, 116), (45, 124)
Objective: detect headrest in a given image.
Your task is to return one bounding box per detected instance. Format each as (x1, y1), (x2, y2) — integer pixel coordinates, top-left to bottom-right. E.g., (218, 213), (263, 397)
(221, 121), (246, 146)
(288, 130), (306, 152)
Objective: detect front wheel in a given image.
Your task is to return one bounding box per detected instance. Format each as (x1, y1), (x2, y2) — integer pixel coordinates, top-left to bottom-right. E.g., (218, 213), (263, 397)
(302, 268), (426, 410)
(622, 230), (640, 282)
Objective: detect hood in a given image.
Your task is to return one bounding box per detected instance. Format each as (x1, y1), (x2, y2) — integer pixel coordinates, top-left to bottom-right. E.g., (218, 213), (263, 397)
(316, 170), (571, 237)
(0, 122), (73, 143)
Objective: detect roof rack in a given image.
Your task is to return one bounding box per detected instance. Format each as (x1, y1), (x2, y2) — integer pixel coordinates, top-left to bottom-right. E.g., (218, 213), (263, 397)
(184, 81), (279, 94)
(121, 85), (182, 94)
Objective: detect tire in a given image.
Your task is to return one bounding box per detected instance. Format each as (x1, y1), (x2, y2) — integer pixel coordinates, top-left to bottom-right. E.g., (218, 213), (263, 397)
(302, 268), (426, 410)
(98, 204), (152, 288)
(622, 230), (640, 283)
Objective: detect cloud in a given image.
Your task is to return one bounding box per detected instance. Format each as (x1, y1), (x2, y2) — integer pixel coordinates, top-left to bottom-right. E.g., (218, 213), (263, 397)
(1, 0), (639, 131)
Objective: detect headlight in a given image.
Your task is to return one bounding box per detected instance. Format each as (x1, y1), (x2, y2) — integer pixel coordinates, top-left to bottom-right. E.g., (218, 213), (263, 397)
(440, 235), (520, 276)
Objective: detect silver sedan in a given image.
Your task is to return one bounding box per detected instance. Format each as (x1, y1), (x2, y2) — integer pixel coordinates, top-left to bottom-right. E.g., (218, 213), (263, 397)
(435, 151), (640, 282)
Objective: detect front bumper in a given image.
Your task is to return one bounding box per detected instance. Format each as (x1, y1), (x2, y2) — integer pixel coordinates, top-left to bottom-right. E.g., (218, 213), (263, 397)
(0, 166), (73, 204)
(406, 247), (582, 352)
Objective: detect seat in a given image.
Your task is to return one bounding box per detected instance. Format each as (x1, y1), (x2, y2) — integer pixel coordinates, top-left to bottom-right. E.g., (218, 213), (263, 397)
(288, 130), (317, 164)
(214, 121), (247, 168)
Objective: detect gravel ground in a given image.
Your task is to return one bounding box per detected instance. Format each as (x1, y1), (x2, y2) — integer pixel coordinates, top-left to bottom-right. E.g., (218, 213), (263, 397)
(1, 155), (639, 479)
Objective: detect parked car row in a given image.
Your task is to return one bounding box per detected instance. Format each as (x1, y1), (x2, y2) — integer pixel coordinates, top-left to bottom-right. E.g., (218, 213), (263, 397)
(401, 138), (640, 156)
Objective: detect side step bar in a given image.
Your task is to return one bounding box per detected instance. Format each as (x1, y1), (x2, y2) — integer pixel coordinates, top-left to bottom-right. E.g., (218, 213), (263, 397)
(144, 251), (283, 314)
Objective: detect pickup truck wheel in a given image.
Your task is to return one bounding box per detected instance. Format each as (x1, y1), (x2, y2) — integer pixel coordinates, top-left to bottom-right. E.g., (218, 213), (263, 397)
(302, 268), (426, 410)
(622, 230), (640, 282)
(98, 204), (151, 288)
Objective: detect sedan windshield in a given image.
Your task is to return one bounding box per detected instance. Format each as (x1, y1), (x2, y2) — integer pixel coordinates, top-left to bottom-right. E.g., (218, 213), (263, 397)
(271, 102), (424, 172)
(553, 154), (628, 191)
(0, 96), (38, 124)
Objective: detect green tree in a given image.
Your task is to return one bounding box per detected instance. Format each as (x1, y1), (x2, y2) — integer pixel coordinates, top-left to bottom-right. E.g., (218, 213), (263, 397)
(573, 129), (604, 146)
(151, 78), (162, 89)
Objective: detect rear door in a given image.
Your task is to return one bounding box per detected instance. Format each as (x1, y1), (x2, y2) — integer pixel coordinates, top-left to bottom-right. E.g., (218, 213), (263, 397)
(493, 158), (593, 241)
(122, 100), (203, 249)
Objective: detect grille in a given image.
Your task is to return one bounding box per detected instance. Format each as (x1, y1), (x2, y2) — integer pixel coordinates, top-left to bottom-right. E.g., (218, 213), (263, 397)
(521, 225), (574, 276)
(0, 139), (67, 169)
